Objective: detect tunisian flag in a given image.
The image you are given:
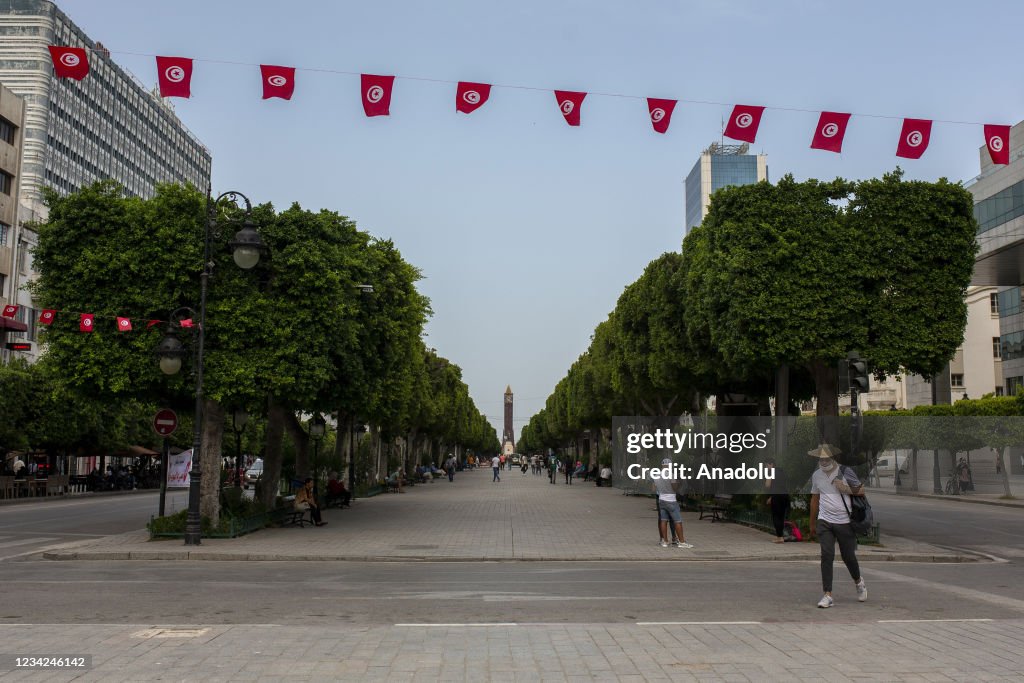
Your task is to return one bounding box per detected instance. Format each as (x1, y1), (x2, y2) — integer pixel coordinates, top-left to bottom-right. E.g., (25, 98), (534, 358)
(361, 74), (394, 117)
(39, 309), (56, 326)
(456, 82), (491, 114)
(261, 65), (295, 100)
(79, 314), (94, 333)
(554, 90), (586, 127)
(116, 317), (133, 332)
(895, 118), (932, 159)
(48, 46), (89, 80)
(810, 111), (851, 153)
(985, 124), (1011, 165)
(724, 105), (765, 143)
(646, 98), (677, 134)
(156, 56), (193, 98)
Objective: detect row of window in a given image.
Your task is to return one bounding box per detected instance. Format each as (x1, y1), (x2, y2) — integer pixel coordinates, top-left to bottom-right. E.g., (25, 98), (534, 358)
(0, 221), (9, 246)
(0, 170), (11, 195)
(0, 116), (16, 146)
(1000, 331), (1024, 363)
(48, 94), (208, 190)
(975, 177), (1024, 234)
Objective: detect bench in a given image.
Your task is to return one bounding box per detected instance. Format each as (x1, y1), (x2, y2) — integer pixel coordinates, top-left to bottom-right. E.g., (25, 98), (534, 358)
(277, 495), (314, 528)
(699, 494), (733, 522)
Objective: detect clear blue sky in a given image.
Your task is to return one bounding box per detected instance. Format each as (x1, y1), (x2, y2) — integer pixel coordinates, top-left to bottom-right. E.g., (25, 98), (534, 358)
(65, 0), (1024, 439)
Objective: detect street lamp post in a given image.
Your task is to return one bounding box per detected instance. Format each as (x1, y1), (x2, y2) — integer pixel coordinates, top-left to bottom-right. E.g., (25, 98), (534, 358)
(154, 190), (265, 546)
(309, 413), (326, 493)
(232, 408), (248, 488)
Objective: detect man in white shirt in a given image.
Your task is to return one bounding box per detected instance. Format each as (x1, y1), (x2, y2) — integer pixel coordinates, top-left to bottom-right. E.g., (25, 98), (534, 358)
(491, 455), (501, 482)
(808, 443), (867, 609)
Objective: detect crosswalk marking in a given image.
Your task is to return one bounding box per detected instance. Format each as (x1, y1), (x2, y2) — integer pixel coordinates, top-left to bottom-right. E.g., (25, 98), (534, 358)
(0, 537), (57, 550)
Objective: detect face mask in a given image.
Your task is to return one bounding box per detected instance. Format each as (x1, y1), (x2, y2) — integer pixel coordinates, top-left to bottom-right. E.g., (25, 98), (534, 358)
(819, 457), (836, 471)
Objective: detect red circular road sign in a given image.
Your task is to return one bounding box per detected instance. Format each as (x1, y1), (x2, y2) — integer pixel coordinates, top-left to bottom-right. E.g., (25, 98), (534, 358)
(153, 409), (178, 436)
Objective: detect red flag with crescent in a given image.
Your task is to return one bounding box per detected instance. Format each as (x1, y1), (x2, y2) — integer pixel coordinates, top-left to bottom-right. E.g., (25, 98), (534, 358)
(985, 124), (1011, 165)
(156, 56), (193, 98)
(261, 65), (295, 100)
(456, 82), (491, 114)
(724, 105), (765, 143)
(554, 90), (586, 127)
(895, 119), (932, 159)
(361, 74), (394, 117)
(810, 111), (851, 153)
(646, 98), (677, 134)
(48, 46), (89, 80)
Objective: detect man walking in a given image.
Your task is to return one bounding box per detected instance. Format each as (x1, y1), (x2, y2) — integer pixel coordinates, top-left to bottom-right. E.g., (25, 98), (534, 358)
(491, 454), (501, 482)
(808, 444), (867, 608)
(548, 453), (558, 484)
(654, 458), (692, 548)
(563, 456), (574, 485)
(445, 454), (457, 482)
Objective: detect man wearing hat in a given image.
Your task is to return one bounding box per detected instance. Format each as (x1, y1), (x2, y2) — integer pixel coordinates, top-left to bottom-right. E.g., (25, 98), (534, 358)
(654, 458), (692, 549)
(808, 443), (867, 608)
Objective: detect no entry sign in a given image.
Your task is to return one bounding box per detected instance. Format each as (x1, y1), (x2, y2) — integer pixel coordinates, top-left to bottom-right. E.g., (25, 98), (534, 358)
(153, 409), (178, 436)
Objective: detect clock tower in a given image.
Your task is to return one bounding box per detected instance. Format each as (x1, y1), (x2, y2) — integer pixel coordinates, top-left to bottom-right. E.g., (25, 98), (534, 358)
(502, 385), (515, 455)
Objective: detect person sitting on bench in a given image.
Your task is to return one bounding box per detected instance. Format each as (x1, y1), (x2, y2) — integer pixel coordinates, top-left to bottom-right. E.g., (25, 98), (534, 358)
(325, 471), (351, 508)
(295, 477), (326, 526)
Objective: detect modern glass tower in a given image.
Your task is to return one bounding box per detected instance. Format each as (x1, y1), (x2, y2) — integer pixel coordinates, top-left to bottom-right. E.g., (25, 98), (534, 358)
(684, 142), (768, 236)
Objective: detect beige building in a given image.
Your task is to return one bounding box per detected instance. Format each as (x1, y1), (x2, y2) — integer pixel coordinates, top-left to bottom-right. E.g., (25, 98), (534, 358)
(0, 81), (26, 362)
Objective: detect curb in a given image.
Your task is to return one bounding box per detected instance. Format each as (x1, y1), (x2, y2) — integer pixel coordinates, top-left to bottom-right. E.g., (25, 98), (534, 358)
(41, 550), (979, 563)
(871, 488), (1023, 509)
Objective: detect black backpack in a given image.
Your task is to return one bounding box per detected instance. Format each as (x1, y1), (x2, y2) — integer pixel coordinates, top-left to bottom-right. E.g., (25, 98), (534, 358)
(839, 466), (874, 536)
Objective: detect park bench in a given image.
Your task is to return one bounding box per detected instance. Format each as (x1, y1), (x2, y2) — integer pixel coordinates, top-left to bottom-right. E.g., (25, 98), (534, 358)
(276, 495), (314, 528)
(698, 494), (733, 522)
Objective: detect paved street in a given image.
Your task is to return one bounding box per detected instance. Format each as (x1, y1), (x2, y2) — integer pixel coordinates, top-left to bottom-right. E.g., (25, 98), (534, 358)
(1, 468), (1023, 680)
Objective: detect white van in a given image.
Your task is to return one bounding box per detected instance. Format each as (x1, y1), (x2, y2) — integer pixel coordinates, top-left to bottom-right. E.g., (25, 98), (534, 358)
(874, 454), (908, 476)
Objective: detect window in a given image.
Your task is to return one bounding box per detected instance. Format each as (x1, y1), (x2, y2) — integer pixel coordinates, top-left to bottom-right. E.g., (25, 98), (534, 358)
(997, 287), (1022, 318)
(950, 374), (965, 388)
(1007, 377), (1024, 396)
(0, 272), (5, 295)
(1002, 331), (1024, 362)
(0, 221), (9, 246)
(991, 292), (1000, 316)
(995, 337), (1003, 359)
(0, 116), (15, 145)
(996, 387), (1005, 397)
(0, 171), (11, 195)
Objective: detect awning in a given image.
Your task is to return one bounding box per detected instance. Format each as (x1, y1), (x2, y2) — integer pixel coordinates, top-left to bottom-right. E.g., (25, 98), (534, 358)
(0, 317), (28, 332)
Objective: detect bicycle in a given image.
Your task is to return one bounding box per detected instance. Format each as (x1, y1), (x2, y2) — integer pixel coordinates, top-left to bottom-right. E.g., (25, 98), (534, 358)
(944, 474), (961, 495)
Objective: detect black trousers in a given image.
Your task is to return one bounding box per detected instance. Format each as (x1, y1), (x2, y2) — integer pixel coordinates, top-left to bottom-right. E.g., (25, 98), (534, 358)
(306, 505), (322, 525)
(770, 495), (790, 537)
(817, 519), (860, 592)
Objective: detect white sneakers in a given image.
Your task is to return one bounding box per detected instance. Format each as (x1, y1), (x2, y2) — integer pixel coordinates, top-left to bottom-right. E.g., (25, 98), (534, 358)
(659, 541), (669, 547)
(817, 581), (867, 608)
(675, 541), (694, 549)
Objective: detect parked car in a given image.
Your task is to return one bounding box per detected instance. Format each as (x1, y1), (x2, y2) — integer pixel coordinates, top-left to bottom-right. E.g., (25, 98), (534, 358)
(243, 459), (264, 489)
(873, 454), (908, 476)
(511, 454), (521, 465)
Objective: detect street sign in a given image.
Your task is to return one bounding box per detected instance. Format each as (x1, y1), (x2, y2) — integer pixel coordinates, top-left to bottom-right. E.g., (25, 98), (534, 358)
(153, 408), (178, 436)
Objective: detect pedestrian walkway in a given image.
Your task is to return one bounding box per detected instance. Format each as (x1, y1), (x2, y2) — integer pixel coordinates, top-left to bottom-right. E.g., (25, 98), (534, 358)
(43, 468), (975, 562)
(2, 620), (1022, 681)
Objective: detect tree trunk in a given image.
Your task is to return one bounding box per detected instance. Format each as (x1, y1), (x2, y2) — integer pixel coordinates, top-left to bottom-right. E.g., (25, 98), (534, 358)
(200, 398), (224, 526)
(999, 446), (1013, 498)
(810, 359), (840, 446)
(334, 410), (348, 483)
(260, 399), (288, 509)
(283, 411), (310, 479)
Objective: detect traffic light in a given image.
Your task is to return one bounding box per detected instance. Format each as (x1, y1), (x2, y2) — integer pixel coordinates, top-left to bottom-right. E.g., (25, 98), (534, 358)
(849, 358), (870, 393)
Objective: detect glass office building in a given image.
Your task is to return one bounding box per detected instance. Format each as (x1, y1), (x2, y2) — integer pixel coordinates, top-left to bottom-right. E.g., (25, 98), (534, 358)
(684, 142), (767, 236)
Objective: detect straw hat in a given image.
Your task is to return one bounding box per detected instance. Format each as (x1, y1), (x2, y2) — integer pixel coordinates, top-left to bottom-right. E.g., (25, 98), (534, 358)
(807, 443), (841, 459)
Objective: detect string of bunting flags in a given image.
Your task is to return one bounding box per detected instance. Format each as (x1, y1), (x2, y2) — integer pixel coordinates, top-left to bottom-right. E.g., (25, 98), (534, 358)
(2, 304), (192, 333)
(46, 45), (1013, 164)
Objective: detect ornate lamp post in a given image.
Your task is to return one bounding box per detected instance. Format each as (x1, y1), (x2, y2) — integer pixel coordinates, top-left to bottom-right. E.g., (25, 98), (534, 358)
(232, 408), (249, 488)
(154, 191), (265, 546)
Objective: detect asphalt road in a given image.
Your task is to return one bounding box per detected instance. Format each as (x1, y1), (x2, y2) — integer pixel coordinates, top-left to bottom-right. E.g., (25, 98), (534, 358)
(1, 560), (1023, 626)
(0, 490), (187, 560)
(869, 492), (1024, 559)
